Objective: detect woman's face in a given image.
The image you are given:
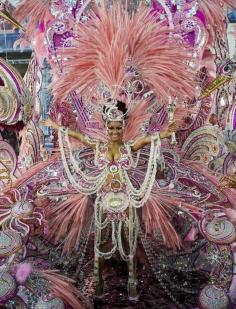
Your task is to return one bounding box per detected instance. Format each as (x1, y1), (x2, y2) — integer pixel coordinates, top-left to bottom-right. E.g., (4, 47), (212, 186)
(107, 121), (124, 142)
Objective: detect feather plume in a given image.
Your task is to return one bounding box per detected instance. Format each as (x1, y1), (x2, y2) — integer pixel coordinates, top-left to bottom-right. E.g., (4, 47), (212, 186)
(52, 1), (196, 107)
(40, 270), (84, 309)
(128, 7), (196, 102)
(47, 193), (91, 254)
(52, 2), (129, 105)
(142, 191), (202, 249)
(124, 100), (152, 141)
(13, 0), (52, 38)
(199, 0), (235, 34)
(16, 263), (32, 284)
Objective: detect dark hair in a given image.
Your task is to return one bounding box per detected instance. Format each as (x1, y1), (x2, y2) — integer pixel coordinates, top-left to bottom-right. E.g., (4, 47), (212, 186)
(103, 100), (128, 120)
(116, 100), (128, 116)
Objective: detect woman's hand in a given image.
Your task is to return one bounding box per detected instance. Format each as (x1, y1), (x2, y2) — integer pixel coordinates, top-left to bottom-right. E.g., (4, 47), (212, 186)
(41, 118), (59, 130)
(160, 122), (176, 139)
(168, 121), (176, 134)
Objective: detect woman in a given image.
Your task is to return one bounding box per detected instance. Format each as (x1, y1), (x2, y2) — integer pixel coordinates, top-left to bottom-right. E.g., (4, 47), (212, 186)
(42, 101), (175, 300)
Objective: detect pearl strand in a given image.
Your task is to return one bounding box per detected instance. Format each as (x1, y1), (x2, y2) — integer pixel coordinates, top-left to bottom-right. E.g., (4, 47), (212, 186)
(94, 221), (117, 259)
(122, 135), (161, 207)
(64, 131), (102, 183)
(59, 130), (107, 194)
(94, 196), (109, 229)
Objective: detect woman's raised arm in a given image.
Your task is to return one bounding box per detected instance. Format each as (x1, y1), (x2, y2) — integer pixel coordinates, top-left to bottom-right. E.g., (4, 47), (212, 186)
(131, 122), (176, 152)
(41, 118), (98, 148)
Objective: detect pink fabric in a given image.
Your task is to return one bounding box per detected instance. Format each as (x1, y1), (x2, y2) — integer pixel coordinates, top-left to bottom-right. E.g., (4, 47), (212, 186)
(224, 208), (236, 225)
(184, 226), (198, 242)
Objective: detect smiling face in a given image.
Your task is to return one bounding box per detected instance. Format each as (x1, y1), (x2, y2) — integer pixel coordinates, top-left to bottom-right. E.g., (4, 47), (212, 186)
(107, 121), (124, 142)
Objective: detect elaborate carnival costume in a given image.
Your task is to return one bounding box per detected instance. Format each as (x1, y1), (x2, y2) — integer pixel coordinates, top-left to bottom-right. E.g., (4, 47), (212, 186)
(58, 103), (163, 298)
(49, 0), (198, 299)
(0, 0), (236, 308)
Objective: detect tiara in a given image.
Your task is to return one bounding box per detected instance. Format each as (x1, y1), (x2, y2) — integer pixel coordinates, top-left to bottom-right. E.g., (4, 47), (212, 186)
(103, 106), (126, 124)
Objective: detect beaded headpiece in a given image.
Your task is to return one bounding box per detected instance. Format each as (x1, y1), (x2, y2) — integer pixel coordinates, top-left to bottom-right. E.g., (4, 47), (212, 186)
(103, 106), (126, 128)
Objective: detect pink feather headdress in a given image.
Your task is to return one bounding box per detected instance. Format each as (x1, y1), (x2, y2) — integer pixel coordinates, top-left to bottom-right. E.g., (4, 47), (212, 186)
(52, 1), (196, 108)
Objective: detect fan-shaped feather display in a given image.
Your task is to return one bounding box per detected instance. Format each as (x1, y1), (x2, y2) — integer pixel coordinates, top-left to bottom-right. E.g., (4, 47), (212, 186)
(52, 1), (196, 107)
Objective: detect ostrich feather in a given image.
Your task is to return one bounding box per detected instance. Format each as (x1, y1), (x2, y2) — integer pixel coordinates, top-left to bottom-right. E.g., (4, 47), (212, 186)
(13, 0), (52, 38)
(52, 1), (196, 107)
(124, 100), (152, 141)
(52, 2), (129, 105)
(47, 194), (91, 254)
(142, 191), (202, 249)
(128, 7), (196, 102)
(40, 270), (84, 309)
(199, 0), (235, 34)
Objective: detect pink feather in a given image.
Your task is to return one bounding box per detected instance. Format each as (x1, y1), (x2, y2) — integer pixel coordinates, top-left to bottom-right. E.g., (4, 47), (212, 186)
(40, 270), (84, 309)
(199, 0), (235, 35)
(52, 2), (196, 107)
(142, 191), (202, 249)
(13, 0), (52, 39)
(47, 193), (91, 254)
(52, 2), (129, 105)
(16, 263), (32, 284)
(127, 7), (196, 103)
(124, 100), (152, 141)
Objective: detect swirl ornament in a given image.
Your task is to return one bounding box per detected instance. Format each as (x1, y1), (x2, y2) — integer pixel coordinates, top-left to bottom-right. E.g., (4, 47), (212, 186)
(0, 58), (32, 125)
(199, 285), (229, 309)
(0, 190), (44, 237)
(199, 212), (236, 244)
(181, 125), (224, 166)
(0, 271), (17, 303)
(11, 201), (34, 218)
(0, 229), (23, 257)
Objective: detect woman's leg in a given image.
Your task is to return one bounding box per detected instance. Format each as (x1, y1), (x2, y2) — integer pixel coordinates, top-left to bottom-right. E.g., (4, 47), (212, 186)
(121, 218), (138, 300)
(94, 224), (111, 297)
(128, 255), (138, 300)
(94, 253), (105, 297)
